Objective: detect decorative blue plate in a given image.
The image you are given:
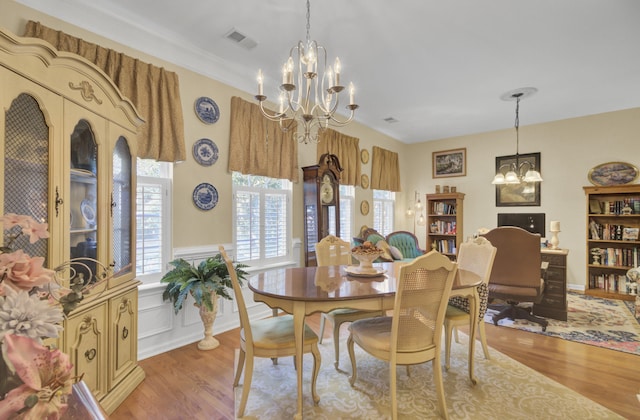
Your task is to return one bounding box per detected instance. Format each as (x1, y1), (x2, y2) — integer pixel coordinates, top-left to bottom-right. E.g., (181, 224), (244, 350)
(193, 138), (219, 166)
(192, 183), (219, 211)
(194, 96), (220, 124)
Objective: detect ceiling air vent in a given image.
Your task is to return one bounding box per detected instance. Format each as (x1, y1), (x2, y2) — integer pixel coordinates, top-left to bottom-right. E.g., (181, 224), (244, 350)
(224, 28), (257, 50)
(384, 117), (399, 123)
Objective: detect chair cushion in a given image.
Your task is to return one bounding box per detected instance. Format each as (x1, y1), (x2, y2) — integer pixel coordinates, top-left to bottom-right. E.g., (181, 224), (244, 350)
(244, 314), (318, 350)
(349, 316), (392, 352)
(376, 240), (394, 262)
(389, 245), (403, 260)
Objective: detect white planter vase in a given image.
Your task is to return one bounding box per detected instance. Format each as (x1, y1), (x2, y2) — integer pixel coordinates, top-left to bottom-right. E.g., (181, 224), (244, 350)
(195, 293), (220, 351)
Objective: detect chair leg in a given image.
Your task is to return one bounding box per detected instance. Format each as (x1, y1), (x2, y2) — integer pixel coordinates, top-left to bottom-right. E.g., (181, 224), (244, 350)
(233, 348), (246, 387)
(237, 354), (254, 418)
(347, 334), (357, 386)
(433, 356), (449, 420)
(332, 319), (342, 369)
(453, 326), (460, 344)
(478, 320), (491, 360)
(444, 321), (453, 371)
(318, 314), (327, 344)
(390, 361), (398, 420)
(310, 343), (321, 405)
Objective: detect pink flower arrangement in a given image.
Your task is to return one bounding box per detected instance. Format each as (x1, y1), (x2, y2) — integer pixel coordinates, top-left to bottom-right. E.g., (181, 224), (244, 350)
(0, 214), (74, 419)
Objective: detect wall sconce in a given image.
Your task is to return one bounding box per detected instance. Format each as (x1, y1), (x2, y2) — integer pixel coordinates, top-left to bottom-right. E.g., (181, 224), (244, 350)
(406, 191), (426, 234)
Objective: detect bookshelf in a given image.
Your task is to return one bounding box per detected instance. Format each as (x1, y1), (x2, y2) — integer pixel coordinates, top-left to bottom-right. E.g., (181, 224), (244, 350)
(426, 192), (464, 260)
(584, 184), (640, 301)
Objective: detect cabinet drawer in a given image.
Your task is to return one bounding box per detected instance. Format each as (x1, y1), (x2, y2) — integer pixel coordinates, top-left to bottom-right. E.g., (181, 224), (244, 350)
(539, 294), (566, 308)
(542, 253), (566, 267)
(544, 280), (566, 296)
(545, 267), (565, 282)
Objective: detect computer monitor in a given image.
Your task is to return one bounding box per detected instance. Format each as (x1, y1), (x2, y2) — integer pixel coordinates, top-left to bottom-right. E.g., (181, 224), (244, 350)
(497, 213), (546, 237)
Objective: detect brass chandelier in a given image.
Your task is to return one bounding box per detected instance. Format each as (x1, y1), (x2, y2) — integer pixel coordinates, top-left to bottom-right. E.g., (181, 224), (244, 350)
(255, 0), (359, 144)
(492, 87), (543, 185)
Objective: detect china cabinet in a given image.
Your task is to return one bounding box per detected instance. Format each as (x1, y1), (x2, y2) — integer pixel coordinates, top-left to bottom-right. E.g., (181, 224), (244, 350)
(302, 153), (342, 266)
(0, 29), (144, 412)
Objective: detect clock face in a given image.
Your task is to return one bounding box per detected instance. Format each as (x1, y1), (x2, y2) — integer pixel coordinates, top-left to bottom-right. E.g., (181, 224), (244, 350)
(321, 183), (334, 204)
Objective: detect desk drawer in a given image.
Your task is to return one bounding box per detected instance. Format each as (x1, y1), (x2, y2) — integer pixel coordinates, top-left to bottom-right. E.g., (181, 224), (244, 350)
(542, 253), (566, 267)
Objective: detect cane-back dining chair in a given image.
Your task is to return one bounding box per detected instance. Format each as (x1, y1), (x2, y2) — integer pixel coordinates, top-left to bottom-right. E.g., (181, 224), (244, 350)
(219, 246), (321, 417)
(316, 235), (384, 369)
(444, 236), (497, 370)
(347, 250), (457, 420)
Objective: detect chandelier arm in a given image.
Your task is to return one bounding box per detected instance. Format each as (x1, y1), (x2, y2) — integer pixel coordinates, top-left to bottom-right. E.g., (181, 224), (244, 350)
(257, 100), (291, 123)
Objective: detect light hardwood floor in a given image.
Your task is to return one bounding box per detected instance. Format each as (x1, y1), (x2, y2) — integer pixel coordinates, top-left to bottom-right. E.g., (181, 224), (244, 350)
(112, 313), (639, 419)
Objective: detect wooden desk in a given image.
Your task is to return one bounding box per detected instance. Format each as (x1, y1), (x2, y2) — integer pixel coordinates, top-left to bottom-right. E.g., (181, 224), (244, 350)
(249, 261), (481, 419)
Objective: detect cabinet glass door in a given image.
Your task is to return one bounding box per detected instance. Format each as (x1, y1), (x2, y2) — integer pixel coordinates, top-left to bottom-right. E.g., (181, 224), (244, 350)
(70, 119), (98, 283)
(3, 93), (50, 261)
(112, 137), (132, 279)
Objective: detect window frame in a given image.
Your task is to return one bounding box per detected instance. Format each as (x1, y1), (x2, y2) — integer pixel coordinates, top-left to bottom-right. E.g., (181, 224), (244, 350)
(232, 172), (293, 267)
(373, 189), (395, 236)
(135, 159), (172, 284)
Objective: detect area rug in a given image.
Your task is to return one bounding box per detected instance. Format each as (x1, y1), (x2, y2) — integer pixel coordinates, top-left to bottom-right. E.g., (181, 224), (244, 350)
(234, 334), (621, 419)
(485, 291), (640, 355)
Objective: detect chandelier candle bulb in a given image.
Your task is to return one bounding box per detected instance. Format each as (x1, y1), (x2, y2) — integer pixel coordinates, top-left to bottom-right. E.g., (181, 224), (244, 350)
(349, 82), (355, 105)
(257, 69), (263, 95)
(334, 57), (341, 85)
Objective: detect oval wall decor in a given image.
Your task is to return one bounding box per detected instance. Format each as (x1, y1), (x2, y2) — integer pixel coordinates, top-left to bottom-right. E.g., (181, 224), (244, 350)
(588, 162), (639, 186)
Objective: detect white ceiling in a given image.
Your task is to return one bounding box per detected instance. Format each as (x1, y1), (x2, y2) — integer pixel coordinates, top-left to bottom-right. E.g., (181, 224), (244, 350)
(17, 0), (640, 144)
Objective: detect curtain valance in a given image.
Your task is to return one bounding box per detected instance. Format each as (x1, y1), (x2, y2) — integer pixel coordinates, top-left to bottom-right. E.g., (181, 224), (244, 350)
(229, 96), (299, 182)
(24, 21), (186, 162)
(316, 129), (360, 186)
(371, 146), (401, 192)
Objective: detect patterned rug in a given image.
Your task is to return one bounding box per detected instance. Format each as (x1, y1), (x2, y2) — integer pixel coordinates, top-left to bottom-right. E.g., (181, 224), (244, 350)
(234, 333), (621, 419)
(485, 291), (640, 355)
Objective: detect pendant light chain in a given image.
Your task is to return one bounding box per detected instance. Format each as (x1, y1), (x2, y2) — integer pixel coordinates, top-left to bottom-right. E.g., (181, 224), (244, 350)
(305, 0), (311, 45)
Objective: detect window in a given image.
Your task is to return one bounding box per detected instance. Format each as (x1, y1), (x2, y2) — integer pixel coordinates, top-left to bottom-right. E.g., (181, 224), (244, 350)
(136, 159), (172, 282)
(373, 189), (395, 236)
(233, 172), (292, 265)
(337, 185), (354, 242)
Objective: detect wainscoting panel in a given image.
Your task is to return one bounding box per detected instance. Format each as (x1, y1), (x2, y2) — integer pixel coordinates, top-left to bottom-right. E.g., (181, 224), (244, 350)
(137, 241), (301, 360)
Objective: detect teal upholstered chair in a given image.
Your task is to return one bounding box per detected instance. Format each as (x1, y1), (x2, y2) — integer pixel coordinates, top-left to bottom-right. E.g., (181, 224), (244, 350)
(386, 231), (425, 260)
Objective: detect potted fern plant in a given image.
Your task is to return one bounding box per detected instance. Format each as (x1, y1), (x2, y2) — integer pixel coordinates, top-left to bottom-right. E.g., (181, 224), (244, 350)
(161, 254), (248, 350)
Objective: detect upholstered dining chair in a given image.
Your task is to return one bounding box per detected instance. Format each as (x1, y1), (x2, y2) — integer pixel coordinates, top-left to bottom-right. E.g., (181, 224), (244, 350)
(481, 226), (549, 330)
(347, 250), (457, 420)
(444, 236), (497, 370)
(219, 246), (321, 417)
(316, 235), (384, 369)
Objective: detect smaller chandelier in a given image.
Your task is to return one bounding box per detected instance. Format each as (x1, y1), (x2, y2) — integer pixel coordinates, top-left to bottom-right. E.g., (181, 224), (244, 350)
(406, 191), (426, 234)
(492, 87), (543, 185)
(255, 0), (358, 144)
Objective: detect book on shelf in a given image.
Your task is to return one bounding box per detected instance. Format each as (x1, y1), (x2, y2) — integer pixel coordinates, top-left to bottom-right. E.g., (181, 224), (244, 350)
(622, 227), (639, 241)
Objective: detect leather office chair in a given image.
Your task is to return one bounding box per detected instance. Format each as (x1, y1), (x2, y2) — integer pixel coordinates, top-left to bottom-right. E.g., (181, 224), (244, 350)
(444, 236), (497, 370)
(316, 235), (384, 369)
(219, 246), (321, 417)
(481, 226), (549, 330)
(347, 250), (457, 420)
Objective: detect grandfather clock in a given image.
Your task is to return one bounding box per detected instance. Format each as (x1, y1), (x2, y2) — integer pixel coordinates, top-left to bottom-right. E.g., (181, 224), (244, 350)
(302, 153), (342, 266)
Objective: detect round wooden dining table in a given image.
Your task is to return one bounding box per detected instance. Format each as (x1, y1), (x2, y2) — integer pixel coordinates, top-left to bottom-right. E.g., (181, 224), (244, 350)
(248, 261), (481, 420)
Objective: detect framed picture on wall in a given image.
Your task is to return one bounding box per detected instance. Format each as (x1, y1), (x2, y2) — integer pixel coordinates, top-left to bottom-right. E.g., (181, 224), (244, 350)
(495, 152), (541, 207)
(432, 148), (466, 178)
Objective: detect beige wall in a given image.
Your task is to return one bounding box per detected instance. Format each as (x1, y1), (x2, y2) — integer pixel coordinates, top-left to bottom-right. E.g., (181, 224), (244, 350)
(3, 1), (640, 286)
(0, 1), (405, 266)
